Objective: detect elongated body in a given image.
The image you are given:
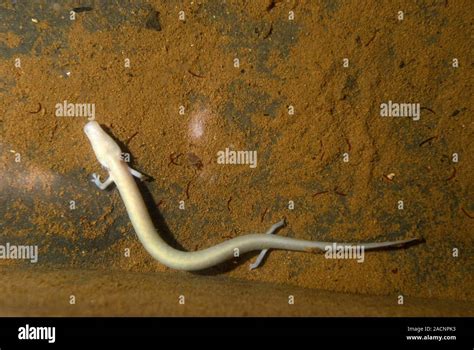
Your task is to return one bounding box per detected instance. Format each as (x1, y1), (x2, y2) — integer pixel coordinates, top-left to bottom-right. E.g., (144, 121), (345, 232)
(84, 121), (420, 271)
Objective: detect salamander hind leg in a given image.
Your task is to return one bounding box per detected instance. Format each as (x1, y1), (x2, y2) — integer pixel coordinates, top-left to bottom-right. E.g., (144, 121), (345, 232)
(249, 248), (269, 270)
(91, 173), (114, 190)
(249, 219), (286, 270)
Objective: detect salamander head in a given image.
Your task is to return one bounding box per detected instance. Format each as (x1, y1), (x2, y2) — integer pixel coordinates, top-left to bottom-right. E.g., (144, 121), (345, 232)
(84, 121), (122, 169)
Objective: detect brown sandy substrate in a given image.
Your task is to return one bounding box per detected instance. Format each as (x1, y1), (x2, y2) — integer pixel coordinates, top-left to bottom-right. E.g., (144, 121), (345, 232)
(0, 1), (473, 315)
(1, 267), (472, 317)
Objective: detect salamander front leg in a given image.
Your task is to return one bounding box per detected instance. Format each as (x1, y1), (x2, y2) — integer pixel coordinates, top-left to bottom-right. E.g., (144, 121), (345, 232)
(91, 173), (114, 190)
(249, 219), (286, 270)
(128, 166), (144, 180)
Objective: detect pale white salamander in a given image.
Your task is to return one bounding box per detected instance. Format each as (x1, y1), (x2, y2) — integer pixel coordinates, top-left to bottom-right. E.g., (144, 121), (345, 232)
(84, 121), (420, 271)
